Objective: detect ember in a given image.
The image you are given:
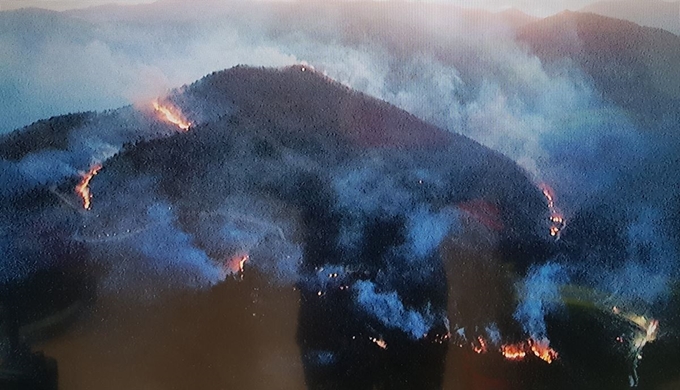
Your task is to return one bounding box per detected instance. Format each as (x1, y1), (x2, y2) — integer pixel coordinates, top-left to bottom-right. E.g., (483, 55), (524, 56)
(473, 336), (488, 354)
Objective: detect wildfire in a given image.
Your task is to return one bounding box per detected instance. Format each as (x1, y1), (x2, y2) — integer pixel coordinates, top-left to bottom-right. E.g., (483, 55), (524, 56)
(370, 337), (388, 350)
(152, 99), (191, 131)
(473, 336), (488, 354)
(75, 164), (102, 210)
(226, 252), (250, 278)
(501, 344), (527, 361)
(539, 183), (566, 239)
(500, 338), (558, 364)
(529, 338), (559, 364)
(625, 313), (659, 349)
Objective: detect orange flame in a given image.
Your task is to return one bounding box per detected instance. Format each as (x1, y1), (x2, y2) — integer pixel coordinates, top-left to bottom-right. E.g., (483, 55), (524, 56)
(626, 314), (659, 349)
(539, 183), (566, 239)
(529, 338), (559, 364)
(473, 336), (488, 354)
(152, 99), (191, 131)
(226, 253), (250, 277)
(75, 164), (102, 210)
(370, 337), (388, 350)
(501, 343), (527, 361)
(500, 338), (558, 364)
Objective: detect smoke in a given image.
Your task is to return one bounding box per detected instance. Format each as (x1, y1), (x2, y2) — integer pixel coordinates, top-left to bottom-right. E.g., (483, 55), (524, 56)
(514, 263), (568, 340)
(77, 176), (230, 292)
(319, 155), (460, 338)
(578, 205), (679, 307)
(0, 7), (299, 133)
(134, 203), (227, 287)
(485, 323), (502, 345)
(354, 280), (438, 340)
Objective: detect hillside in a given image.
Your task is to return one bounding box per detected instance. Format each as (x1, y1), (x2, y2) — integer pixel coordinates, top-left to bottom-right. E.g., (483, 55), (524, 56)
(518, 11), (680, 128)
(0, 50), (674, 390)
(0, 64), (552, 295)
(103, 65), (547, 238)
(581, 0), (680, 35)
(75, 65), (553, 388)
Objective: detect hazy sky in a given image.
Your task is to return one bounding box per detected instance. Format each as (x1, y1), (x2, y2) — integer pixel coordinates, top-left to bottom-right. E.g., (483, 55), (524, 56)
(0, 0), (665, 17)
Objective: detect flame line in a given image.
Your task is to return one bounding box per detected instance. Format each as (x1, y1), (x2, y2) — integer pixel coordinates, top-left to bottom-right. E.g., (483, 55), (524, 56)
(75, 164), (102, 210)
(539, 183), (566, 239)
(152, 100), (191, 131)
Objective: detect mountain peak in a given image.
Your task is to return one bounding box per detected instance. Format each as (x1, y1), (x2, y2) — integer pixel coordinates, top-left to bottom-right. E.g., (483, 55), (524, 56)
(176, 65), (455, 150)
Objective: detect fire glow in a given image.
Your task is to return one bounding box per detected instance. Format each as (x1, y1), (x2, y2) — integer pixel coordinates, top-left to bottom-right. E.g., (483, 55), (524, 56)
(539, 183), (566, 239)
(625, 312), (659, 350)
(226, 253), (250, 277)
(152, 99), (191, 131)
(501, 344), (527, 361)
(500, 338), (558, 364)
(529, 338), (559, 364)
(370, 337), (388, 350)
(473, 336), (488, 354)
(75, 164), (102, 210)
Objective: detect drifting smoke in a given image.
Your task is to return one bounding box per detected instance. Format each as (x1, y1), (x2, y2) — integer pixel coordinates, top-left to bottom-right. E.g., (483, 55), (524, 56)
(514, 263), (568, 341)
(326, 156), (459, 338)
(136, 203), (227, 286)
(355, 280), (437, 340)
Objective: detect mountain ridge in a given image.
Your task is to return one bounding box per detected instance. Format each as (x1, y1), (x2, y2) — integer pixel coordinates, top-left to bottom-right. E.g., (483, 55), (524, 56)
(581, 0), (680, 35)
(518, 10), (680, 128)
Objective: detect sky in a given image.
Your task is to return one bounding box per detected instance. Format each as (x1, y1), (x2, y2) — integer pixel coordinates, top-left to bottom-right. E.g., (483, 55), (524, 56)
(0, 0), (666, 17)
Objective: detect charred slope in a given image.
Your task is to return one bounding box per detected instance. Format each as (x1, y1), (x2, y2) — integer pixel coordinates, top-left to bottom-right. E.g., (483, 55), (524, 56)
(518, 11), (680, 129)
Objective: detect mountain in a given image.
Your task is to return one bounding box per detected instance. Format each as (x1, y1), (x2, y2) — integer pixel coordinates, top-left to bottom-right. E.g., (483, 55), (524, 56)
(0, 3), (563, 140)
(518, 11), (680, 129)
(0, 65), (557, 389)
(98, 65), (547, 241)
(0, 63), (552, 307)
(581, 0), (680, 35)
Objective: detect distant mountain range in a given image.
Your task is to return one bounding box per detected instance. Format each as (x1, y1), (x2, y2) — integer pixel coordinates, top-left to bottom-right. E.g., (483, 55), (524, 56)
(519, 10), (680, 128)
(581, 0), (680, 35)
